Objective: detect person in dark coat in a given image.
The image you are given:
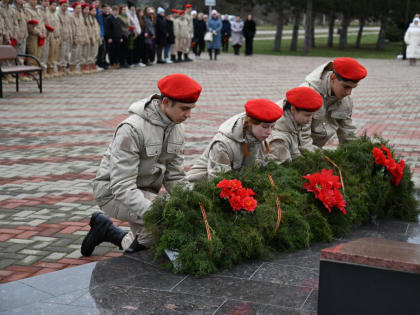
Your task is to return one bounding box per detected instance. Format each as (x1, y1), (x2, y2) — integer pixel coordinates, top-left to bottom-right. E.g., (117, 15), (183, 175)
(221, 15), (231, 52)
(155, 7), (168, 64)
(193, 12), (206, 59)
(142, 6), (156, 65)
(164, 12), (175, 63)
(243, 14), (256, 56)
(105, 5), (124, 68)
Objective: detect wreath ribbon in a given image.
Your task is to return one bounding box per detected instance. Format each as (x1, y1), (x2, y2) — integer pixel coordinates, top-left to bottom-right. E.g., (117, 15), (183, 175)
(267, 174), (282, 233)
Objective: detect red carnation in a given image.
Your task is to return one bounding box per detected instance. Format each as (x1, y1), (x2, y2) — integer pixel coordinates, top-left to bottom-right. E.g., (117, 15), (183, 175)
(129, 26), (135, 31)
(38, 37), (46, 47)
(372, 145), (405, 186)
(217, 179), (257, 213)
(242, 196), (257, 212)
(303, 168), (346, 215)
(45, 24), (55, 32)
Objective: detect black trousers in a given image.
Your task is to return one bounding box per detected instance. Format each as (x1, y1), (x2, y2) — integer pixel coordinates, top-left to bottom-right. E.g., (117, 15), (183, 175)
(97, 40), (107, 66)
(233, 44), (241, 55)
(193, 37), (205, 56)
(222, 35), (229, 52)
(156, 44), (164, 61)
(245, 35), (254, 55)
(109, 38), (122, 65)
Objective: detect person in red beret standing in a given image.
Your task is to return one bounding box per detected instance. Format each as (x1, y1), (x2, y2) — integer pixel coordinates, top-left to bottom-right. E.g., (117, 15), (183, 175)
(267, 87), (323, 164)
(56, 0), (71, 75)
(187, 99), (283, 182)
(301, 57), (367, 148)
(81, 74), (202, 256)
(184, 4), (193, 61)
(45, 0), (61, 77)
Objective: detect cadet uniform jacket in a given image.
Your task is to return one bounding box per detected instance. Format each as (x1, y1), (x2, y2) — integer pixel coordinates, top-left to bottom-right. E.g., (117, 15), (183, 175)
(38, 6), (50, 40)
(56, 9), (72, 41)
(70, 12), (88, 45)
(0, 2), (14, 42)
(46, 10), (61, 40)
(24, 3), (45, 38)
(174, 17), (190, 39)
(92, 95), (187, 216)
(89, 15), (101, 44)
(267, 108), (318, 164)
(301, 62), (357, 148)
(11, 4), (28, 43)
(187, 113), (266, 182)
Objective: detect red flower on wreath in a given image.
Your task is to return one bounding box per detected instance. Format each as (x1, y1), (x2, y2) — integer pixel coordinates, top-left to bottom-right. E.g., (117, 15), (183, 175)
(372, 145), (405, 186)
(216, 179), (257, 213)
(303, 169), (346, 214)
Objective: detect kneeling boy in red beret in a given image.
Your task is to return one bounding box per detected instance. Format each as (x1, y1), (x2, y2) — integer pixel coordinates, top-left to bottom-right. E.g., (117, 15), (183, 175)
(81, 74), (202, 256)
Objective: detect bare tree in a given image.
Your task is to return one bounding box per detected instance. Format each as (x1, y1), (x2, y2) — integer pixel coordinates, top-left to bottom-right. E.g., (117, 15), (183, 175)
(302, 0), (312, 55)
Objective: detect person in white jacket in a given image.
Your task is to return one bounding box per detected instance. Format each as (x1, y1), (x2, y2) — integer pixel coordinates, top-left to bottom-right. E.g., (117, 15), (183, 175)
(405, 17), (420, 66)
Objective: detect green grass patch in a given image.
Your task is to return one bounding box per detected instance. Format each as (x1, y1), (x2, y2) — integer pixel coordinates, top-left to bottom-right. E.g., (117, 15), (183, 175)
(229, 33), (402, 59)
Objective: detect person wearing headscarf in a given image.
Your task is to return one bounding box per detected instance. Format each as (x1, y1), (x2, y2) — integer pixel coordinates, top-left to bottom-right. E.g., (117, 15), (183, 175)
(404, 17), (420, 66)
(126, 1), (142, 66)
(243, 14), (256, 56)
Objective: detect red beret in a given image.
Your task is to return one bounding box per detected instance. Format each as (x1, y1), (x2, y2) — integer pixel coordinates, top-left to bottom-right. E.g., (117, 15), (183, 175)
(286, 87), (323, 112)
(171, 9), (178, 14)
(71, 1), (80, 8)
(49, 0), (56, 4)
(89, 4), (95, 10)
(185, 4), (192, 8)
(158, 74), (202, 103)
(178, 9), (185, 15)
(58, 0), (67, 5)
(245, 99), (283, 123)
(81, 3), (89, 9)
(333, 57), (367, 82)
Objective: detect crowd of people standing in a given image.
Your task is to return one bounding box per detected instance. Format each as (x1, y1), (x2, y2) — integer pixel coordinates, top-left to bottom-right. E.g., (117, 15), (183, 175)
(0, 0), (257, 83)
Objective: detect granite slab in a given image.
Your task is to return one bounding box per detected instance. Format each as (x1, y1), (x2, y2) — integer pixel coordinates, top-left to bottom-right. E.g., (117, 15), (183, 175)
(321, 237), (420, 273)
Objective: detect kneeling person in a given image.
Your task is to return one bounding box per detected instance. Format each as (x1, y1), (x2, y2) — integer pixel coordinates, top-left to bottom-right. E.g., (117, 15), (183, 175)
(302, 57), (367, 148)
(81, 74), (202, 256)
(267, 87), (323, 164)
(187, 99), (283, 182)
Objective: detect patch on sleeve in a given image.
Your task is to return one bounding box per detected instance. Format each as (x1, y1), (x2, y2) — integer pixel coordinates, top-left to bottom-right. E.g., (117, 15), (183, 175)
(119, 136), (133, 152)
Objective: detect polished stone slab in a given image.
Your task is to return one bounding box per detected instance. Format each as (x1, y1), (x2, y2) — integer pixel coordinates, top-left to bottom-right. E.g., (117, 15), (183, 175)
(321, 237), (420, 274)
(2, 217), (420, 314)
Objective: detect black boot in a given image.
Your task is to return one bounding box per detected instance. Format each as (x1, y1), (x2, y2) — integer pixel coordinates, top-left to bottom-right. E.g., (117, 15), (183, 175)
(124, 234), (148, 254)
(215, 49), (220, 60)
(208, 49), (213, 60)
(171, 54), (177, 63)
(184, 53), (192, 62)
(81, 212), (127, 257)
(177, 52), (183, 62)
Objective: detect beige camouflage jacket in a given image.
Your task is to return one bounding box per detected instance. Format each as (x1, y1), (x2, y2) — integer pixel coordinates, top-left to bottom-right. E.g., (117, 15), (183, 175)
(70, 12), (88, 45)
(174, 17), (190, 38)
(92, 95), (187, 217)
(267, 107), (318, 164)
(56, 9), (72, 41)
(24, 3), (45, 38)
(185, 12), (193, 37)
(37, 5), (50, 39)
(0, 2), (14, 42)
(89, 15), (101, 44)
(11, 4), (28, 43)
(301, 62), (357, 148)
(187, 113), (266, 182)
(46, 10), (61, 40)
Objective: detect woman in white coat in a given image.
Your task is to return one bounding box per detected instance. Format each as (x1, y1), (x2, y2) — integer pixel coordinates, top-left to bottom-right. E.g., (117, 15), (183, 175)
(231, 15), (244, 55)
(404, 17), (420, 65)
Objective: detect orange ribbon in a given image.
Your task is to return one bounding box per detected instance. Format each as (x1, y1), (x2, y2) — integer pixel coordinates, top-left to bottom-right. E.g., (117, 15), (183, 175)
(199, 202), (212, 241)
(267, 174), (282, 233)
(324, 155), (345, 195)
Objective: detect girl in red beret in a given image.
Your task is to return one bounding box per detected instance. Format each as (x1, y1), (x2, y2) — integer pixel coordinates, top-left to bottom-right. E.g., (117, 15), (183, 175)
(267, 87), (323, 164)
(187, 99), (283, 182)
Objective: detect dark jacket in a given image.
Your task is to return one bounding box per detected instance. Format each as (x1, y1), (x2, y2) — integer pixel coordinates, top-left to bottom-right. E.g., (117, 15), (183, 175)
(222, 20), (231, 37)
(105, 15), (123, 39)
(166, 18), (175, 45)
(243, 19), (256, 38)
(193, 18), (206, 40)
(155, 15), (168, 46)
